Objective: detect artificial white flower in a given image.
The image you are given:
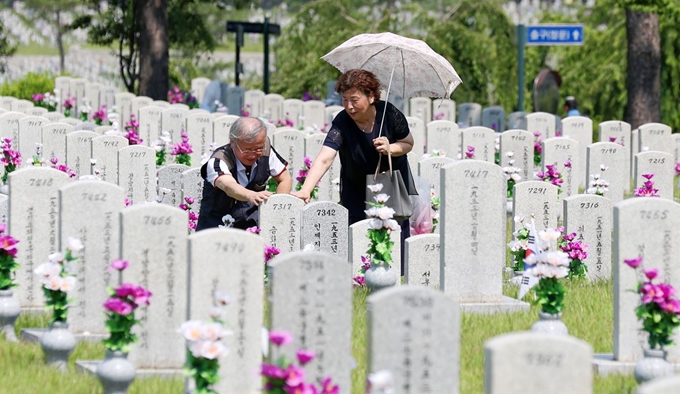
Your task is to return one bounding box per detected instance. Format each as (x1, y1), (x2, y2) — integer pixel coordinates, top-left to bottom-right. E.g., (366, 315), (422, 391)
(511, 173), (521, 182)
(180, 320), (204, 342)
(374, 193), (390, 204)
(220, 214), (235, 228)
(59, 276), (77, 292)
(383, 219), (400, 232)
(66, 237), (84, 252)
(367, 184), (383, 194)
(506, 151), (515, 158)
(364, 207), (379, 218)
(208, 307), (224, 321)
(45, 276), (62, 291)
(201, 322), (232, 341)
(160, 131), (172, 144)
(368, 219), (384, 230)
(199, 340), (228, 360)
(375, 206), (395, 221)
(367, 370), (394, 392)
(214, 290), (233, 306)
(600, 164), (608, 171)
(48, 251), (65, 263)
(34, 261), (61, 279)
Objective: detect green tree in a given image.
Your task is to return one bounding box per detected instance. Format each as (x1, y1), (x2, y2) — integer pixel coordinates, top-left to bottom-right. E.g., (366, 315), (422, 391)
(23, 0), (83, 74)
(0, 19), (17, 73)
(271, 0), (408, 98)
(73, 0), (221, 98)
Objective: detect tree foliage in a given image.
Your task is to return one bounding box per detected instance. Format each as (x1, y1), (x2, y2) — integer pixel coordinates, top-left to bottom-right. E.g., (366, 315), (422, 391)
(72, 0), (221, 94)
(271, 0), (409, 98)
(0, 19), (17, 72)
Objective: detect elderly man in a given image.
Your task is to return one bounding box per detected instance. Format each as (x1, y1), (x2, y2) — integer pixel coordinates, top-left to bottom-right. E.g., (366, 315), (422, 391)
(196, 117), (292, 230)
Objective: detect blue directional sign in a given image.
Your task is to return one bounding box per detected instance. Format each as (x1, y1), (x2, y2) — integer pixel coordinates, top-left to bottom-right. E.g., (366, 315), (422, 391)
(526, 24), (584, 46)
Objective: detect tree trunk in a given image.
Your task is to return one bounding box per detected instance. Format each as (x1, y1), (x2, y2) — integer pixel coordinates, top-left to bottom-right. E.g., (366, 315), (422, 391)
(625, 9), (661, 129)
(56, 10), (65, 73)
(138, 0), (169, 100)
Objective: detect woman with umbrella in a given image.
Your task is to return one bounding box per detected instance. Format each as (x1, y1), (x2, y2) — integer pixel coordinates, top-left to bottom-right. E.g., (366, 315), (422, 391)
(292, 69), (417, 265)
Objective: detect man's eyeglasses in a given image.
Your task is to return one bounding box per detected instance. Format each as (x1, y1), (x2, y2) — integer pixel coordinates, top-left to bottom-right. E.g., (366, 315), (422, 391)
(234, 142), (265, 155)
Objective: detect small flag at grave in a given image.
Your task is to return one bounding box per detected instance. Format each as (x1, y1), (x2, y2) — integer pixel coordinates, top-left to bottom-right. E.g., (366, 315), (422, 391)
(518, 219), (540, 299)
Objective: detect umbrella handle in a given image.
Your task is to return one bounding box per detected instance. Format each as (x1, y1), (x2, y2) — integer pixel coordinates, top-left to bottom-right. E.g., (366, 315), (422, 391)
(377, 64), (395, 139)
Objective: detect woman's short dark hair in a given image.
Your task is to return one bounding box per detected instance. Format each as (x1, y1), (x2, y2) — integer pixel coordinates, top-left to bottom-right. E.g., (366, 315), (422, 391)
(335, 69), (382, 101)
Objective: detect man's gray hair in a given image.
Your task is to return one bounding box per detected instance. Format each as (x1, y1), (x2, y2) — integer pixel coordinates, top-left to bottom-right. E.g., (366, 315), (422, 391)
(229, 117), (267, 143)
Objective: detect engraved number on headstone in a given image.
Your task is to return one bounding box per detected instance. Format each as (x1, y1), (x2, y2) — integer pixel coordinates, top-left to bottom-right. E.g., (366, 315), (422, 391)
(215, 242), (245, 253)
(528, 188), (546, 194)
(639, 210), (668, 220)
(130, 152), (147, 158)
(524, 353), (563, 367)
(555, 144), (570, 150)
(649, 130), (665, 135)
(316, 209), (336, 216)
(272, 203), (292, 210)
(580, 202), (599, 209)
(29, 178), (54, 187)
(601, 148), (617, 154)
(464, 170), (489, 178)
(423, 244), (440, 252)
(82, 193), (107, 202)
(648, 158), (666, 164)
(143, 215), (172, 225)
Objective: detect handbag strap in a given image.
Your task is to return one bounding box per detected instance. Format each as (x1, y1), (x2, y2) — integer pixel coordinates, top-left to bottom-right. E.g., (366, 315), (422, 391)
(372, 151), (394, 180)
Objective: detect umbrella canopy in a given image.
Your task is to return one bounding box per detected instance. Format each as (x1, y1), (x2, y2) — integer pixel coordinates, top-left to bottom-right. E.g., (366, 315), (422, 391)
(321, 32), (462, 99)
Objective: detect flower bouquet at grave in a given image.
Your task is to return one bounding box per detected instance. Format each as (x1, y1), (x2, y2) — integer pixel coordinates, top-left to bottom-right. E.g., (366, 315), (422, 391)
(266, 177), (278, 193)
(0, 223), (20, 341)
(586, 165), (609, 196)
(0, 224), (19, 291)
(31, 92), (58, 112)
(1, 138), (21, 184)
(507, 216), (531, 273)
(151, 131), (172, 166)
(244, 226), (280, 282)
(123, 114), (143, 145)
(271, 117), (294, 128)
(363, 184), (400, 290)
(503, 151), (522, 199)
(31, 143), (45, 167)
(171, 131), (193, 166)
(102, 259), (152, 352)
(241, 104), (251, 117)
(49, 157), (77, 178)
(608, 136), (625, 147)
(179, 196), (199, 231)
(634, 173), (660, 197)
(536, 161), (570, 194)
(168, 86), (198, 109)
(353, 255), (371, 287)
(494, 135), (500, 165)
(523, 228), (569, 315)
(430, 189), (440, 233)
(558, 231), (589, 279)
(262, 330), (339, 394)
(533, 131), (542, 166)
(464, 145), (475, 159)
(421, 149), (446, 160)
(434, 112), (445, 121)
(63, 96), (76, 117)
(92, 104), (107, 126)
(295, 157), (319, 200)
(79, 98), (92, 122)
(179, 291), (232, 394)
(33, 237), (83, 325)
(624, 256), (680, 352)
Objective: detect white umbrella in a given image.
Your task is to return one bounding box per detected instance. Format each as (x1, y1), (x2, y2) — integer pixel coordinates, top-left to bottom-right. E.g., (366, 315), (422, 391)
(321, 32), (463, 100)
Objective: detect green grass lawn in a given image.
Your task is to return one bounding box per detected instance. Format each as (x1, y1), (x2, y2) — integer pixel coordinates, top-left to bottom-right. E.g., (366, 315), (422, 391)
(1, 278), (638, 393)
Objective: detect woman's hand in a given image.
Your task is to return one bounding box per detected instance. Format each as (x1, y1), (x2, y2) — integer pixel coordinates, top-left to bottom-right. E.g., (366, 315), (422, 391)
(291, 190), (312, 204)
(373, 136), (391, 155)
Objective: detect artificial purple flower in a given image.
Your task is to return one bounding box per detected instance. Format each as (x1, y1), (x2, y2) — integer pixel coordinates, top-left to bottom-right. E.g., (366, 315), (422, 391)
(644, 268), (658, 280)
(246, 226), (261, 234)
(624, 256), (643, 268)
(609, 136), (617, 143)
(284, 364), (306, 387)
(318, 377), (339, 394)
(188, 220), (197, 230)
(265, 245), (281, 263)
(188, 212), (199, 221)
(50, 157), (59, 165)
(465, 146), (475, 159)
(103, 297), (133, 315)
(261, 363), (286, 379)
(676, 162), (680, 176)
(303, 157), (313, 169)
(563, 160), (572, 168)
(108, 259), (129, 272)
(115, 283), (137, 298)
(353, 276), (365, 286)
(0, 234), (19, 258)
(296, 349), (315, 365)
(132, 285), (152, 306)
(642, 173), (654, 180)
(184, 196), (195, 205)
(269, 330), (293, 346)
(179, 203), (188, 211)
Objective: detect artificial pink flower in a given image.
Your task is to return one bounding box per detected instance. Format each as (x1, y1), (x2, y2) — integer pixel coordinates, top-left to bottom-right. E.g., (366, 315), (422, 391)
(269, 330), (293, 346)
(644, 268), (658, 280)
(284, 364), (306, 387)
(103, 297), (133, 315)
(132, 285), (152, 306)
(184, 196), (195, 205)
(624, 256), (642, 268)
(246, 226), (261, 234)
(261, 363), (286, 379)
(115, 282), (137, 298)
(0, 235), (19, 258)
(108, 259), (129, 272)
(296, 349), (315, 365)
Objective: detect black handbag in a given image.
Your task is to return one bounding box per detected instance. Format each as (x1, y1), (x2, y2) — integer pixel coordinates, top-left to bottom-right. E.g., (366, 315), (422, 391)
(366, 152), (414, 222)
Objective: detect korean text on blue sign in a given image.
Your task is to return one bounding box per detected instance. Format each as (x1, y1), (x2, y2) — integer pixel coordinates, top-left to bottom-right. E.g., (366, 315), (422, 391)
(526, 25), (584, 46)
